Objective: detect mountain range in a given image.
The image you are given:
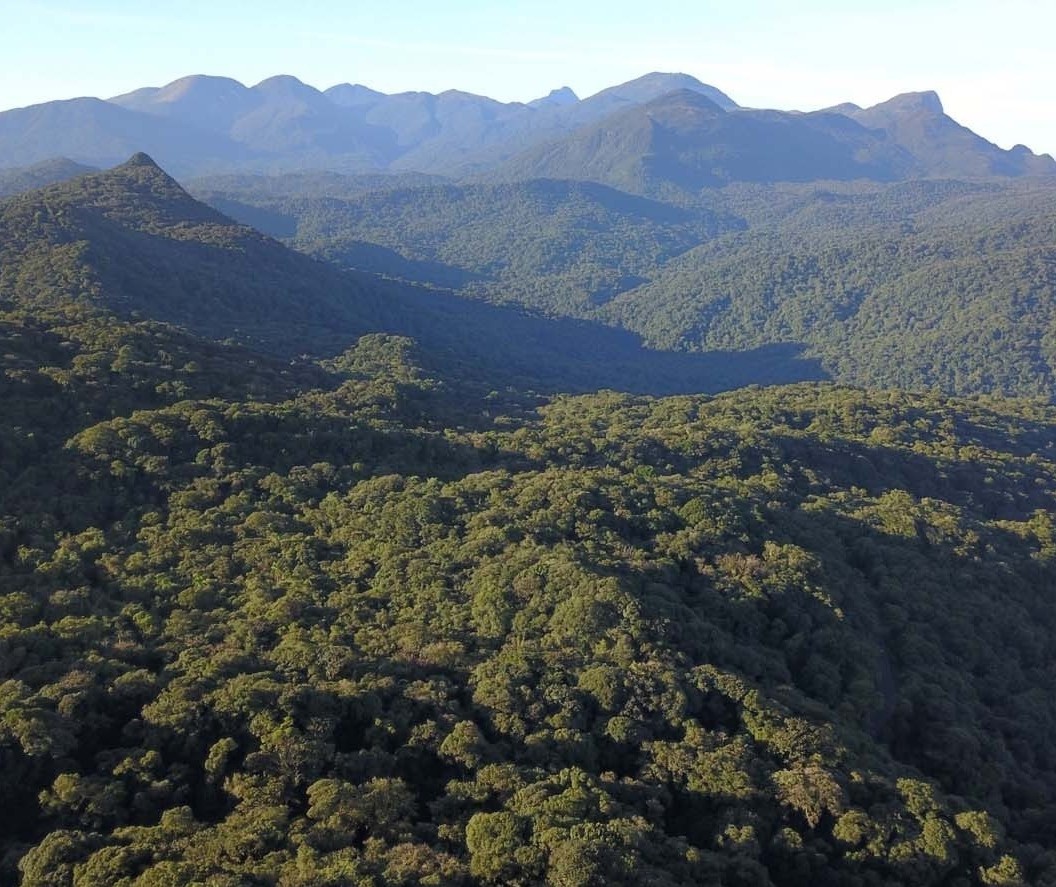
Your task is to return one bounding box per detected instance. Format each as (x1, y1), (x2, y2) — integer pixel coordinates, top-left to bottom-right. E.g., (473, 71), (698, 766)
(1, 72), (1051, 184)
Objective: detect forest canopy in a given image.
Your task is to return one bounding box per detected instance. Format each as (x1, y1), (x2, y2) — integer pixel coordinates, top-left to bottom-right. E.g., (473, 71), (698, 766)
(2, 156), (1056, 886)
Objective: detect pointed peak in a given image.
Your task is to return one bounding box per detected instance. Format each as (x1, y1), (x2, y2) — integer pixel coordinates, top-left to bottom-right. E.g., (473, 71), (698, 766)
(121, 152), (164, 170)
(529, 86), (580, 108)
(107, 153), (188, 194)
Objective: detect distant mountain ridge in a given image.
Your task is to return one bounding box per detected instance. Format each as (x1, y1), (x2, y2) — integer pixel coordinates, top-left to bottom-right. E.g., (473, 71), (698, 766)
(0, 72), (1051, 184)
(487, 88), (1055, 194)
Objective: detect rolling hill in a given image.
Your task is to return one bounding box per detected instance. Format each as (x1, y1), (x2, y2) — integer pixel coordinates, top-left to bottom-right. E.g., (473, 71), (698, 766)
(196, 167), (1056, 399)
(0, 154), (822, 394)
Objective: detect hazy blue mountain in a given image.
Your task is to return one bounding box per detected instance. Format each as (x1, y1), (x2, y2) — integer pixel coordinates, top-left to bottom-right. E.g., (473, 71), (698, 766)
(0, 97), (253, 175)
(843, 91), (1056, 177)
(324, 82), (389, 109)
(0, 73), (741, 179)
(417, 74), (741, 175)
(365, 89), (519, 151)
(110, 74), (263, 132)
(528, 86), (580, 108)
(1, 73), (1052, 181)
(226, 75), (396, 167)
(569, 71), (739, 120)
(112, 74), (396, 172)
(491, 85), (1056, 194)
(0, 157), (97, 197)
(489, 90), (915, 195)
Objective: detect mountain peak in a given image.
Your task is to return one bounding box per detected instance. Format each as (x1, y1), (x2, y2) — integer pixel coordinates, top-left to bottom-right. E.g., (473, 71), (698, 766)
(325, 83), (388, 108)
(586, 72), (739, 112)
(874, 90), (945, 115)
(157, 74), (248, 101)
(103, 153), (212, 211)
(252, 74), (323, 100)
(121, 151), (164, 170)
(529, 86), (580, 109)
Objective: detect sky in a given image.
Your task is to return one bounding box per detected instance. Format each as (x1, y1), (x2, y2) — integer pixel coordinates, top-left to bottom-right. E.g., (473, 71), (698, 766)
(3, 0), (1054, 155)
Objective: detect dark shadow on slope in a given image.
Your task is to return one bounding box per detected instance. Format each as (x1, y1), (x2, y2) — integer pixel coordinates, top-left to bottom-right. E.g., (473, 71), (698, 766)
(317, 240), (485, 289)
(360, 281), (829, 397)
(202, 195), (300, 238)
(768, 433), (1056, 520)
(614, 501), (1056, 852)
(76, 218), (828, 398)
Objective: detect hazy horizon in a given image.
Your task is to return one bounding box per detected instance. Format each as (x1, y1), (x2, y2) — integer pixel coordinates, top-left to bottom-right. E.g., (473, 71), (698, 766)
(3, 0), (1054, 155)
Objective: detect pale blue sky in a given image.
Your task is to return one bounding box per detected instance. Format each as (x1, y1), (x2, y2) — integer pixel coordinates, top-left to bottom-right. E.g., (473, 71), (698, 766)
(4, 0), (1054, 154)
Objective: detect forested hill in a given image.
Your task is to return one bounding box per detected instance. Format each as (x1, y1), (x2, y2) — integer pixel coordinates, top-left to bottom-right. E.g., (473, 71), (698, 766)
(0, 152), (392, 354)
(198, 170), (1056, 400)
(0, 155), (825, 395)
(3, 296), (1056, 883)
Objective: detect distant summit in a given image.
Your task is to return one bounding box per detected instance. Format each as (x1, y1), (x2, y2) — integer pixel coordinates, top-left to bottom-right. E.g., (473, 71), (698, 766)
(843, 90), (1054, 177)
(576, 72), (739, 118)
(325, 83), (388, 108)
(529, 87), (579, 109)
(871, 90), (945, 115)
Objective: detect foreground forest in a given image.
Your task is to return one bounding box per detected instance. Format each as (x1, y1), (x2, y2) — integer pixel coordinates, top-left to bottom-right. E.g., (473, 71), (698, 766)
(1, 158), (1056, 885)
(4, 312), (1056, 885)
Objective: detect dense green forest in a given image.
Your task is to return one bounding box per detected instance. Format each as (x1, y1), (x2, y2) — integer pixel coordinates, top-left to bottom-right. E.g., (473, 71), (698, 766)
(195, 172), (1056, 399)
(4, 158), (1056, 885)
(4, 310), (1056, 884)
(0, 156), (824, 396)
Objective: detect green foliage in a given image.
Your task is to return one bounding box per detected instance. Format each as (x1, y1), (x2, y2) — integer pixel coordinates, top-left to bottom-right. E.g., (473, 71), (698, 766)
(204, 171), (1056, 399)
(3, 155), (1056, 886)
(3, 315), (1056, 883)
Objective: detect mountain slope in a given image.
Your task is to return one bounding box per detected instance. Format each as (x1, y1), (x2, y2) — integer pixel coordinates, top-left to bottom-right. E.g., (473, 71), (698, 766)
(604, 177), (1056, 396)
(0, 98), (252, 176)
(195, 177), (741, 312)
(489, 90), (918, 195)
(491, 87), (1054, 193)
(0, 153), (394, 351)
(0, 154), (822, 394)
(845, 91), (1056, 177)
(195, 167), (1056, 399)
(0, 157), (97, 197)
